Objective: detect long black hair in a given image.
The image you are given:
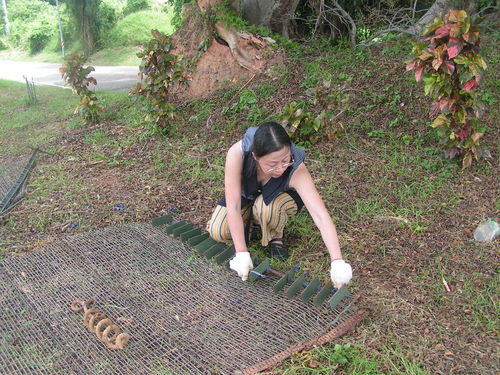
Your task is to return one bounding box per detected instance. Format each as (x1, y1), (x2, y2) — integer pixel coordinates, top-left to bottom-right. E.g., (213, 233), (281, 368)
(243, 122), (291, 181)
(252, 121), (291, 157)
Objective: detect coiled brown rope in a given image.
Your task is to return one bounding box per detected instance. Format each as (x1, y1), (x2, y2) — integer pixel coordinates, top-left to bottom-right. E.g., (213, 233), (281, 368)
(71, 300), (130, 350)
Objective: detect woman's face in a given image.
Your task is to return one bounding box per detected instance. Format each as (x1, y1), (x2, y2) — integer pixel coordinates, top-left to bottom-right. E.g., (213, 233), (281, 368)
(254, 147), (293, 179)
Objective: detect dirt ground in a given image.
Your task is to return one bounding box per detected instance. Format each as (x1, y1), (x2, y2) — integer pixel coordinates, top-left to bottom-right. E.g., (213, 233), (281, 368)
(1, 36), (498, 374)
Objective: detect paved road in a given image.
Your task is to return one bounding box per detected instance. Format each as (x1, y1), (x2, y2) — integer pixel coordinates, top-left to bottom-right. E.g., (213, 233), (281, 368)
(0, 60), (140, 92)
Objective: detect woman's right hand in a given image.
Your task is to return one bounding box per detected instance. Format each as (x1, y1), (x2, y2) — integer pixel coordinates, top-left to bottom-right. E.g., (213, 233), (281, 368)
(330, 259), (353, 288)
(229, 252), (254, 281)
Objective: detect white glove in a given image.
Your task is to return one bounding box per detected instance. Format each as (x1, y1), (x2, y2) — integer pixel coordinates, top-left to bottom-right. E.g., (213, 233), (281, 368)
(330, 259), (352, 289)
(229, 252), (254, 281)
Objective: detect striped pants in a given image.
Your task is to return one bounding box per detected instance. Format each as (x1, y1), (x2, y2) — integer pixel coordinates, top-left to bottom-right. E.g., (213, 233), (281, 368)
(206, 192), (299, 246)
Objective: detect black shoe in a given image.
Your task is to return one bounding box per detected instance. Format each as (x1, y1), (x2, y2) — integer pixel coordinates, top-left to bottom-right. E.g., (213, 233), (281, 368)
(250, 224), (261, 242)
(245, 223), (261, 245)
(268, 238), (288, 260)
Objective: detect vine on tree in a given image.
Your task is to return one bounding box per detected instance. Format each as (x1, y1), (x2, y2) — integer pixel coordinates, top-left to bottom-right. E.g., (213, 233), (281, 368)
(60, 52), (103, 125)
(406, 10), (488, 168)
(130, 29), (191, 135)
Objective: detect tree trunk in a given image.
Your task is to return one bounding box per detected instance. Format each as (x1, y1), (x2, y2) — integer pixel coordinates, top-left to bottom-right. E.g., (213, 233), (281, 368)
(235, 0), (301, 38)
(82, 13), (94, 57)
(66, 0), (98, 57)
(407, 0), (454, 35)
(1, 0), (9, 36)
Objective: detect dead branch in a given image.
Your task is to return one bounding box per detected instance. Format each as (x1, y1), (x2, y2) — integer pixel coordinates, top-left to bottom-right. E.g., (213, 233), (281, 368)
(473, 5), (500, 32)
(329, 0), (357, 47)
(297, 0), (493, 49)
(356, 5), (428, 46)
(304, 0), (427, 47)
(226, 73), (256, 106)
(307, 0), (357, 46)
(406, 0), (454, 35)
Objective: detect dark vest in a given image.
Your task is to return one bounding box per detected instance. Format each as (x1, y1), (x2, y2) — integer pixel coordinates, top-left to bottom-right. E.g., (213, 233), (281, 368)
(219, 127), (305, 207)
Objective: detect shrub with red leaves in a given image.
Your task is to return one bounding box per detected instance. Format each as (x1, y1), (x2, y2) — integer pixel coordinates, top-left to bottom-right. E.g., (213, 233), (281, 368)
(406, 10), (488, 168)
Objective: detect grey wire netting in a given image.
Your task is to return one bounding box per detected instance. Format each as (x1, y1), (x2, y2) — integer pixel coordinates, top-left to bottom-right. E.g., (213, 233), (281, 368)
(0, 222), (365, 375)
(0, 152), (37, 216)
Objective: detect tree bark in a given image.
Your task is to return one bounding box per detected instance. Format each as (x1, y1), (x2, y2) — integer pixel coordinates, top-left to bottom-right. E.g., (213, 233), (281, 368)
(1, 0), (9, 36)
(407, 0), (454, 35)
(66, 0), (98, 57)
(82, 14), (94, 57)
(236, 0), (301, 38)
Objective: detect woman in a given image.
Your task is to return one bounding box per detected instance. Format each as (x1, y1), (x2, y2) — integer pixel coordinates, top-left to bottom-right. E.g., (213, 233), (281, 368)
(207, 122), (352, 287)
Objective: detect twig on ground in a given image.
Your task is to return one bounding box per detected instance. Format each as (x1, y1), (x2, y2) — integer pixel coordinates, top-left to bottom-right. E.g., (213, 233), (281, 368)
(331, 109), (346, 121)
(140, 139), (152, 154)
(442, 277), (451, 293)
(205, 114), (213, 129)
(373, 215), (409, 224)
(344, 136), (378, 162)
(336, 208), (354, 222)
(1, 198), (25, 217)
(28, 147), (57, 157)
(194, 193), (201, 212)
(0, 240), (20, 245)
(226, 74), (256, 107)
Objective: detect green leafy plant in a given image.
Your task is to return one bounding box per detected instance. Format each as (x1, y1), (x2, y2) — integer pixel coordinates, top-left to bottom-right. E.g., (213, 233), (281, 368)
(27, 20), (53, 54)
(311, 79), (351, 141)
(5, 0), (57, 52)
(232, 89), (258, 112)
(279, 101), (320, 146)
(406, 10), (488, 168)
(130, 29), (191, 135)
(60, 52), (103, 125)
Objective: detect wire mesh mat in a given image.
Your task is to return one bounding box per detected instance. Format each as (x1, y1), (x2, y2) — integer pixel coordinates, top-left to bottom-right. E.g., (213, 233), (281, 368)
(0, 222), (365, 375)
(0, 152), (37, 216)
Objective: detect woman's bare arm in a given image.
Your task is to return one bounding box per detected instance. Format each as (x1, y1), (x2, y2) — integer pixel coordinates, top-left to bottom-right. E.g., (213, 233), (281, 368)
(289, 163), (343, 261)
(224, 141), (248, 253)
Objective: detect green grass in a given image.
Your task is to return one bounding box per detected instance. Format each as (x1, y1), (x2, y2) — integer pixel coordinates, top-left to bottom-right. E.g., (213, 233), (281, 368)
(0, 48), (65, 63)
(185, 99), (215, 126)
(462, 271), (499, 332)
(383, 343), (432, 375)
(84, 129), (110, 146)
(268, 64), (292, 84)
(281, 343), (384, 375)
(89, 46), (144, 66)
(153, 148), (225, 200)
(104, 10), (175, 49)
(0, 80), (77, 154)
(29, 164), (87, 202)
(301, 45), (368, 88)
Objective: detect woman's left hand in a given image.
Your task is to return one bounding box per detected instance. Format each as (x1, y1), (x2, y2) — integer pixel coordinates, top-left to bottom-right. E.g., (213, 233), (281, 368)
(330, 259), (353, 289)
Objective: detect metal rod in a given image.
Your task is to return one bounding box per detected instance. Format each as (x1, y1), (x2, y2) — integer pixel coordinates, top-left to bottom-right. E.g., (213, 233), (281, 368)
(250, 270), (266, 279)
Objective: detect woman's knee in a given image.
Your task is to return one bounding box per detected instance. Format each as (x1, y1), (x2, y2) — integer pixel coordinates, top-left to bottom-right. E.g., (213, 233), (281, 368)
(207, 205), (232, 243)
